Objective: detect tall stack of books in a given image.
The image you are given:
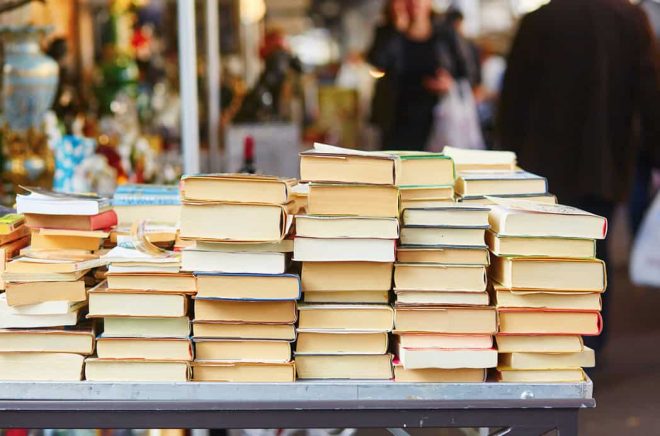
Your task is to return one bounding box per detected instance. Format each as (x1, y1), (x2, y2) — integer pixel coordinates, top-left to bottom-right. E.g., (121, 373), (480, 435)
(294, 143), (397, 380)
(487, 198), (607, 382)
(394, 161), (497, 382)
(179, 174), (299, 382)
(443, 147), (557, 205)
(0, 189), (113, 380)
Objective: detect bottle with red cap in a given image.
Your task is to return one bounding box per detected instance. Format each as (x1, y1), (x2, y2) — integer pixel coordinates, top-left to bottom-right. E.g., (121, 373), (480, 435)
(239, 135), (257, 174)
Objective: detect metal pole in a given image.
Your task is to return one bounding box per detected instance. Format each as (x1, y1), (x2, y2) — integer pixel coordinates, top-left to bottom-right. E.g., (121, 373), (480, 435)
(178, 0), (200, 174)
(206, 0), (221, 172)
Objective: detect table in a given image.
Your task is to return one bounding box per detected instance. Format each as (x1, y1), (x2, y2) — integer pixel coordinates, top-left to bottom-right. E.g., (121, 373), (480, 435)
(0, 380), (595, 435)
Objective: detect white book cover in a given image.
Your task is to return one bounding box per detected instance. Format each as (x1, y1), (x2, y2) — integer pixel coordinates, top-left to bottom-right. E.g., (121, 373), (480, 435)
(181, 249), (287, 274)
(293, 237), (396, 262)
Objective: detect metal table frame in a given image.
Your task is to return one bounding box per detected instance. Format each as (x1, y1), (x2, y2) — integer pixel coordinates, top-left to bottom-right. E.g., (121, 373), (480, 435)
(0, 381), (595, 435)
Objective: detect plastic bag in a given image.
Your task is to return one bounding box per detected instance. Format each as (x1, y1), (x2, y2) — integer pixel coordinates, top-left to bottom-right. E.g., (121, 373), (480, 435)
(427, 78), (485, 152)
(630, 192), (660, 287)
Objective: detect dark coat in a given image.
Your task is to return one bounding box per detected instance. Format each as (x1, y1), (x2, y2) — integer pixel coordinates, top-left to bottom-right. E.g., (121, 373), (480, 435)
(496, 0), (659, 204)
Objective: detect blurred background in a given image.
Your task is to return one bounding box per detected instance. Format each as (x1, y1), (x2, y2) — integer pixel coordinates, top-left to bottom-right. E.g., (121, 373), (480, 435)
(0, 0), (658, 435)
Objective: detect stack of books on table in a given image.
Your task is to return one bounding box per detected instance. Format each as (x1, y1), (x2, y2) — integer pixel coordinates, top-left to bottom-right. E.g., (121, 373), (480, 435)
(112, 183), (181, 227)
(394, 204), (497, 382)
(443, 147), (556, 205)
(85, 242), (192, 382)
(179, 174), (299, 382)
(0, 189), (113, 380)
(488, 197), (607, 382)
(295, 143), (398, 380)
(0, 213), (30, 290)
(385, 151), (455, 209)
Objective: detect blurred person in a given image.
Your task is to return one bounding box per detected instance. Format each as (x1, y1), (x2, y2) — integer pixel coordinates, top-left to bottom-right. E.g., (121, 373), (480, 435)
(367, 1), (480, 150)
(497, 0), (660, 351)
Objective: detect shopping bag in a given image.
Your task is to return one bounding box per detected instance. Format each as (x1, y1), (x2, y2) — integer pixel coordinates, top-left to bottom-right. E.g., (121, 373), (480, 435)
(427, 78), (485, 151)
(630, 192), (660, 287)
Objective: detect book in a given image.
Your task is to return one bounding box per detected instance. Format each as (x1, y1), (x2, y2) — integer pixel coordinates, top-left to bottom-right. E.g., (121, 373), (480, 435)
(296, 330), (389, 354)
(84, 358), (189, 382)
(0, 325), (94, 354)
(96, 337), (193, 360)
(295, 215), (399, 239)
(396, 246), (490, 266)
(181, 249), (288, 274)
(194, 339), (291, 362)
(455, 171), (547, 196)
(194, 299), (297, 323)
(294, 237), (396, 262)
(442, 146), (516, 172)
(301, 261), (393, 291)
(493, 285), (602, 311)
(395, 333), (493, 349)
(488, 199), (607, 239)
(393, 364), (486, 382)
(0, 224), (30, 246)
(0, 309), (81, 328)
(400, 198), (455, 210)
(4, 280), (87, 306)
(402, 206), (489, 227)
(400, 226), (487, 247)
(394, 307), (497, 333)
(298, 304), (394, 331)
(30, 228), (108, 251)
(300, 142), (399, 185)
(0, 294), (81, 315)
(490, 256), (606, 291)
(485, 230), (596, 258)
(193, 239), (294, 253)
(113, 204), (180, 226)
(2, 270), (88, 283)
(295, 354), (393, 379)
(399, 185), (454, 201)
(112, 183), (181, 206)
(5, 256), (105, 274)
(106, 272), (196, 293)
(110, 224), (178, 247)
(0, 235), (30, 261)
(103, 317), (191, 338)
(23, 209), (118, 231)
(0, 353), (84, 381)
(499, 347), (595, 370)
(17, 187), (111, 215)
(396, 346), (498, 369)
(192, 361), (295, 382)
(495, 335), (584, 353)
(0, 214), (24, 234)
(88, 289), (189, 318)
(497, 368), (586, 383)
(180, 201), (294, 242)
(303, 290), (390, 304)
(385, 151), (454, 186)
(498, 309), (602, 335)
(108, 263), (181, 274)
(395, 291), (489, 306)
(195, 273), (301, 300)
(307, 184), (399, 218)
(394, 263), (487, 292)
(192, 322), (296, 340)
(181, 174), (296, 204)
(459, 193), (557, 205)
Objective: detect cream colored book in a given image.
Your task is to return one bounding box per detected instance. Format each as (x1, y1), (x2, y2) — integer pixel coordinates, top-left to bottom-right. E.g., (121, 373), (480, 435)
(301, 262), (393, 291)
(307, 184), (399, 218)
(194, 339), (291, 362)
(103, 317), (190, 338)
(495, 335), (584, 353)
(497, 368), (586, 383)
(385, 151), (454, 186)
(106, 272), (196, 293)
(88, 289), (188, 318)
(296, 330), (388, 354)
(96, 337), (193, 361)
(396, 246), (489, 266)
(396, 291), (488, 306)
(85, 358), (189, 382)
(397, 346), (498, 369)
(0, 325), (94, 354)
(400, 226), (487, 247)
(195, 273), (300, 300)
(5, 280), (86, 306)
(194, 299), (297, 323)
(499, 347), (595, 370)
(455, 171), (547, 196)
(395, 333), (493, 349)
(394, 365), (486, 382)
(498, 310), (602, 335)
(180, 174), (296, 204)
(298, 304), (394, 331)
(459, 194), (557, 205)
(395, 307), (496, 334)
(486, 230), (596, 258)
(490, 256), (606, 292)
(114, 204), (180, 226)
(402, 206), (489, 227)
(192, 322), (295, 340)
(399, 185), (454, 201)
(443, 146), (516, 172)
(400, 198), (455, 210)
(295, 354), (393, 379)
(181, 249), (288, 274)
(394, 263), (487, 292)
(192, 361), (295, 382)
(303, 290), (390, 304)
(295, 215), (399, 239)
(294, 237), (396, 262)
(493, 286), (602, 311)
(0, 353), (84, 381)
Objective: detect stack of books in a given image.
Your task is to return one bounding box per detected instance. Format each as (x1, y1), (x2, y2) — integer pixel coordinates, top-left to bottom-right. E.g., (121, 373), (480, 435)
(443, 147), (556, 205)
(385, 151), (455, 209)
(112, 183), (181, 227)
(394, 203), (497, 382)
(488, 198), (607, 382)
(295, 143), (397, 380)
(0, 189), (113, 380)
(179, 174), (299, 382)
(0, 213), (30, 290)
